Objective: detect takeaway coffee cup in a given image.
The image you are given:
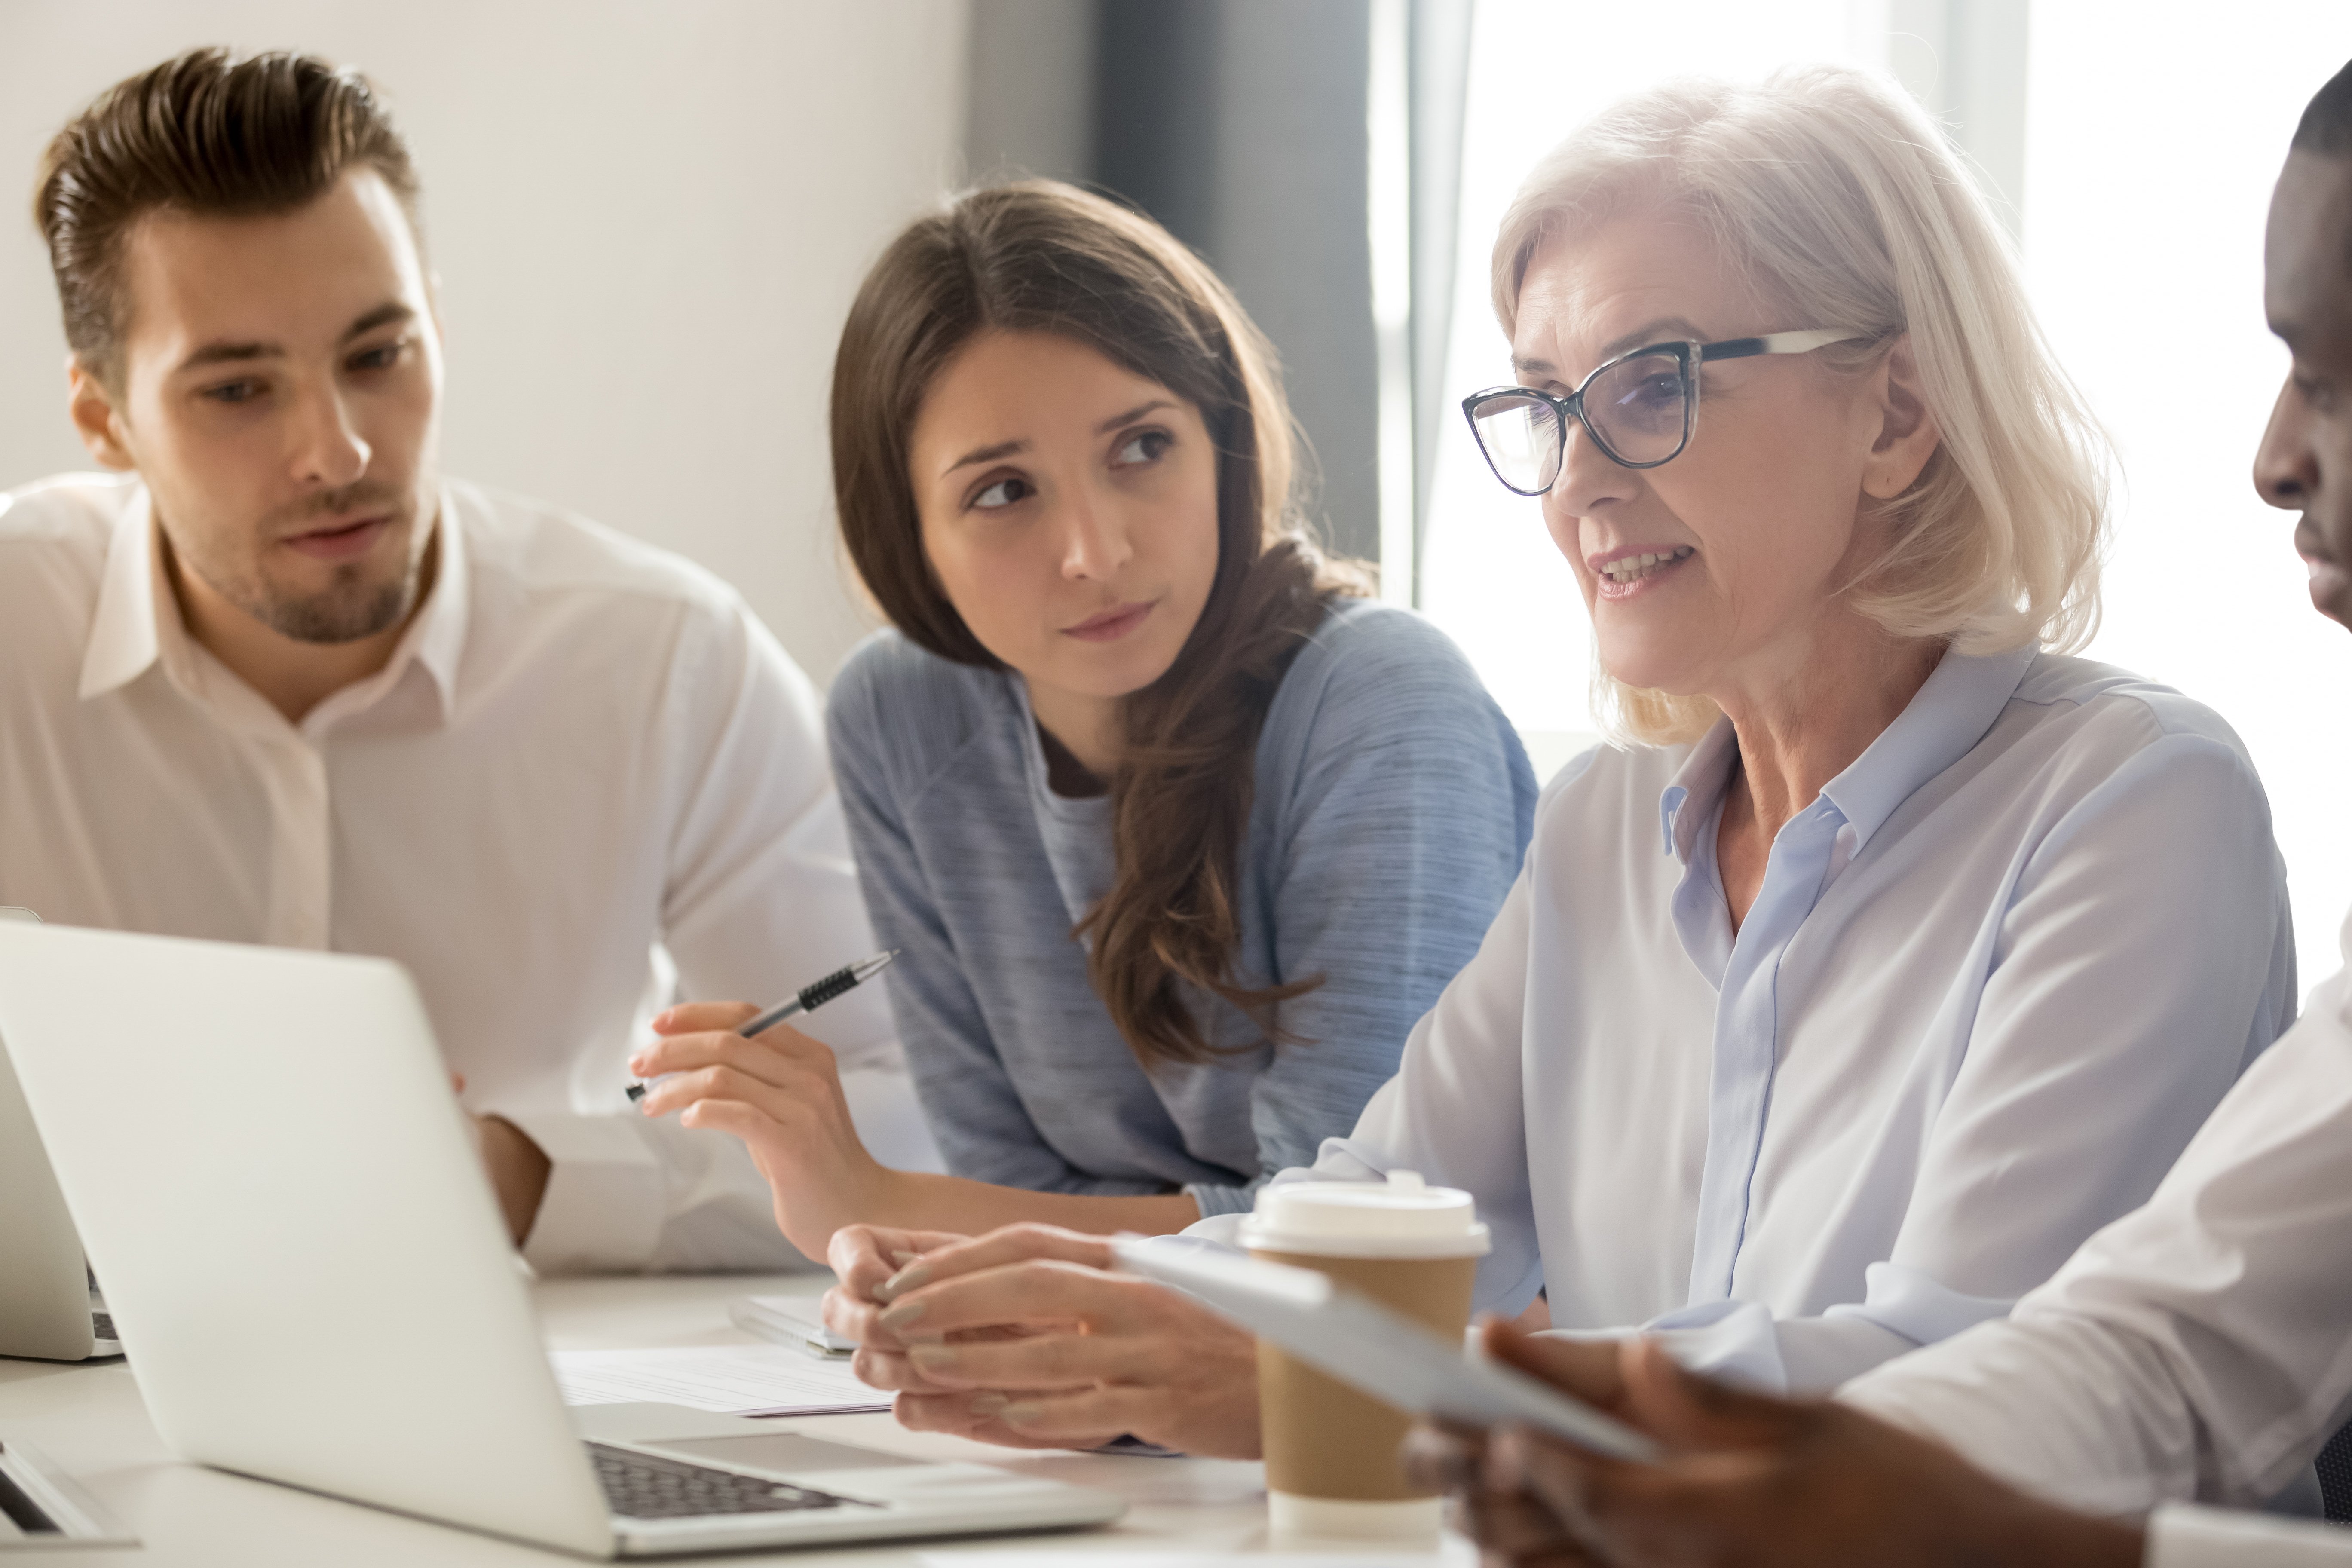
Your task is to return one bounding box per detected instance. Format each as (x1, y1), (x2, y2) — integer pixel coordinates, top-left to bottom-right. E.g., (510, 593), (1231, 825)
(1240, 1170), (1490, 1541)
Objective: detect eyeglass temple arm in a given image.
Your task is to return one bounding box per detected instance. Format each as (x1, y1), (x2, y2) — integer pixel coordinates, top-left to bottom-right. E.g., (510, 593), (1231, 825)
(1699, 328), (1873, 362)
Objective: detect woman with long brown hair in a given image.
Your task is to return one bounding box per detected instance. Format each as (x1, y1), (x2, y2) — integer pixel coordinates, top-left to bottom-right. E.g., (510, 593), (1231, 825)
(627, 180), (1537, 1255)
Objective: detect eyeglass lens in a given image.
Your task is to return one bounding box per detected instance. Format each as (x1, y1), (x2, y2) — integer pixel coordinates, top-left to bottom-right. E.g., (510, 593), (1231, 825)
(1470, 351), (1694, 490)
(1588, 353), (1692, 465)
(1468, 392), (1563, 493)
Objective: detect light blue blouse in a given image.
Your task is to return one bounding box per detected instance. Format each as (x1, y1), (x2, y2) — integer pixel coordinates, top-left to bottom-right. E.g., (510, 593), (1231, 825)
(1281, 644), (2296, 1393)
(827, 600), (1538, 1216)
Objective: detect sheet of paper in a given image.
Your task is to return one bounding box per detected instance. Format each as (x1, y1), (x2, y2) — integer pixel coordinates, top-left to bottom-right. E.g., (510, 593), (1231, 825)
(550, 1345), (891, 1416)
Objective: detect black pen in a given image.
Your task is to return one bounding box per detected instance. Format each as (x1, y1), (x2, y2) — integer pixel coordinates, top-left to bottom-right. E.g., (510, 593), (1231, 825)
(625, 949), (900, 1104)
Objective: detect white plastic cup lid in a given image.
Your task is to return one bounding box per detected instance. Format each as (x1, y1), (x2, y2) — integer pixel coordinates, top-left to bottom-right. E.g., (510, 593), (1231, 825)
(1238, 1170), (1491, 1259)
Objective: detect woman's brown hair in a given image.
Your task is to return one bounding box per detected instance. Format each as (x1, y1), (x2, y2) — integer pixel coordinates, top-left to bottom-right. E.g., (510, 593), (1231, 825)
(830, 179), (1368, 1069)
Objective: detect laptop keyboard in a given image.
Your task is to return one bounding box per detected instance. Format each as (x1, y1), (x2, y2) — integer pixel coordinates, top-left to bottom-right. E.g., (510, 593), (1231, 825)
(587, 1443), (860, 1521)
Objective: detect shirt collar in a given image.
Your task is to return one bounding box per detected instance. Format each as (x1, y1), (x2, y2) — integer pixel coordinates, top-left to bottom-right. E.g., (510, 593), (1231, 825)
(1655, 640), (2038, 862)
(77, 485), (167, 701)
(403, 486), (470, 714)
(76, 482), (472, 724)
(1816, 641), (2036, 856)
(1658, 717), (1743, 861)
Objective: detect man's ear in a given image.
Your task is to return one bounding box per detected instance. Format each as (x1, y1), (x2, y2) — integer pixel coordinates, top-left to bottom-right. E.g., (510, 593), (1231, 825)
(1861, 333), (1941, 502)
(67, 357), (136, 472)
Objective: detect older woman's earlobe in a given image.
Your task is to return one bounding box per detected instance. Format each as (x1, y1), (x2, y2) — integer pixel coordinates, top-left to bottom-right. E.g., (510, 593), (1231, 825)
(1862, 334), (1942, 500)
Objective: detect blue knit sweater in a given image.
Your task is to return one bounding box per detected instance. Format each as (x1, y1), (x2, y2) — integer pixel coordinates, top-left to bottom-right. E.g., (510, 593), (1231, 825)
(827, 599), (1537, 1216)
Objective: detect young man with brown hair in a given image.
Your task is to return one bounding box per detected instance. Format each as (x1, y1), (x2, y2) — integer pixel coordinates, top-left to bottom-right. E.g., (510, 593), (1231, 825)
(1410, 54), (2352, 1568)
(0, 48), (938, 1272)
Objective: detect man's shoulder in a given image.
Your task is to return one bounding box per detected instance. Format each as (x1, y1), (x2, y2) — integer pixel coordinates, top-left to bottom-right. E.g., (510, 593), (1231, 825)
(0, 474), (136, 639)
(449, 480), (744, 623)
(0, 472), (137, 554)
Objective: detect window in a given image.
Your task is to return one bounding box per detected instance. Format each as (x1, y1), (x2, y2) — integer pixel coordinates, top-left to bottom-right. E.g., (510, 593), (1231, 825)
(2023, 1), (2352, 993)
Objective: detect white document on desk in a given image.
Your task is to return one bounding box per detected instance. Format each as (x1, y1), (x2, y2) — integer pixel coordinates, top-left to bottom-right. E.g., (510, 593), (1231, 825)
(550, 1346), (891, 1417)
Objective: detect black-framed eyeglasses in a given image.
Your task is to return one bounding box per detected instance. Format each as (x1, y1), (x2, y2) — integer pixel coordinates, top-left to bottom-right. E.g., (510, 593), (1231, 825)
(1460, 329), (1873, 494)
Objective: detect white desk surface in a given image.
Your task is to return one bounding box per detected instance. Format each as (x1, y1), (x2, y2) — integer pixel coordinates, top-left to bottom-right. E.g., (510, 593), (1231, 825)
(0, 1272), (1468, 1565)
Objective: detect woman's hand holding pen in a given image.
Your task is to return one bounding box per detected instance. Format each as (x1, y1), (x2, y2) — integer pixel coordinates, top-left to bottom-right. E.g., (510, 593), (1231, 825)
(630, 1003), (893, 1258)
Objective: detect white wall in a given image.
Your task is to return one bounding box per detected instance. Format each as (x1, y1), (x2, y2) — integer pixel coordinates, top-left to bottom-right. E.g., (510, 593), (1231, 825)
(0, 0), (970, 685)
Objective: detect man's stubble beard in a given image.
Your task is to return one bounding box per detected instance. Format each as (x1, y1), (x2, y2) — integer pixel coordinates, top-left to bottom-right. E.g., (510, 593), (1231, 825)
(264, 567), (415, 644)
(181, 478), (429, 646)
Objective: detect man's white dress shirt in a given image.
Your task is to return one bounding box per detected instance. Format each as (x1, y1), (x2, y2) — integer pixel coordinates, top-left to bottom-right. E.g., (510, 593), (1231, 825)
(1844, 909), (2352, 1565)
(0, 472), (939, 1274)
(1292, 644), (2296, 1393)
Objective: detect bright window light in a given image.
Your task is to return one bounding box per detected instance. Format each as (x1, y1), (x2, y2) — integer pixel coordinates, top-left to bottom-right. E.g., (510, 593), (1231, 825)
(2029, 0), (2352, 993)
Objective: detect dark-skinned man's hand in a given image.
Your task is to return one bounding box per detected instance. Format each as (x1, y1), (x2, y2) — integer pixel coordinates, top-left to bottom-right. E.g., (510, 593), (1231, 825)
(1404, 1319), (2148, 1568)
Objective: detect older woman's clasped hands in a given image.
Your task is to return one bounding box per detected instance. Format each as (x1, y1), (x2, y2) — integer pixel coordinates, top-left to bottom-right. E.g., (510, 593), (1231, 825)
(821, 1223), (1262, 1459)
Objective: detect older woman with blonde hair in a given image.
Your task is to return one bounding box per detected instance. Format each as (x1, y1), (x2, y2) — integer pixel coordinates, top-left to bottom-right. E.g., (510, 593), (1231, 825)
(818, 63), (2298, 1457)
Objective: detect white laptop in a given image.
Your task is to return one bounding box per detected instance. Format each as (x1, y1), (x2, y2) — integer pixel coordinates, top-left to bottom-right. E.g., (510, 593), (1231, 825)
(0, 922), (1124, 1557)
(0, 907), (119, 1363)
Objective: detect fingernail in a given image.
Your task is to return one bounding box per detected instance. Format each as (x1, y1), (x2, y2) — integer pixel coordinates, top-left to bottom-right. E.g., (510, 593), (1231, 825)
(890, 1250), (922, 1265)
(968, 1393), (1008, 1418)
(626, 1057), (646, 1075)
(908, 1343), (957, 1373)
(877, 1298), (927, 1332)
(998, 1402), (1041, 1426)
(877, 1264), (929, 1302)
